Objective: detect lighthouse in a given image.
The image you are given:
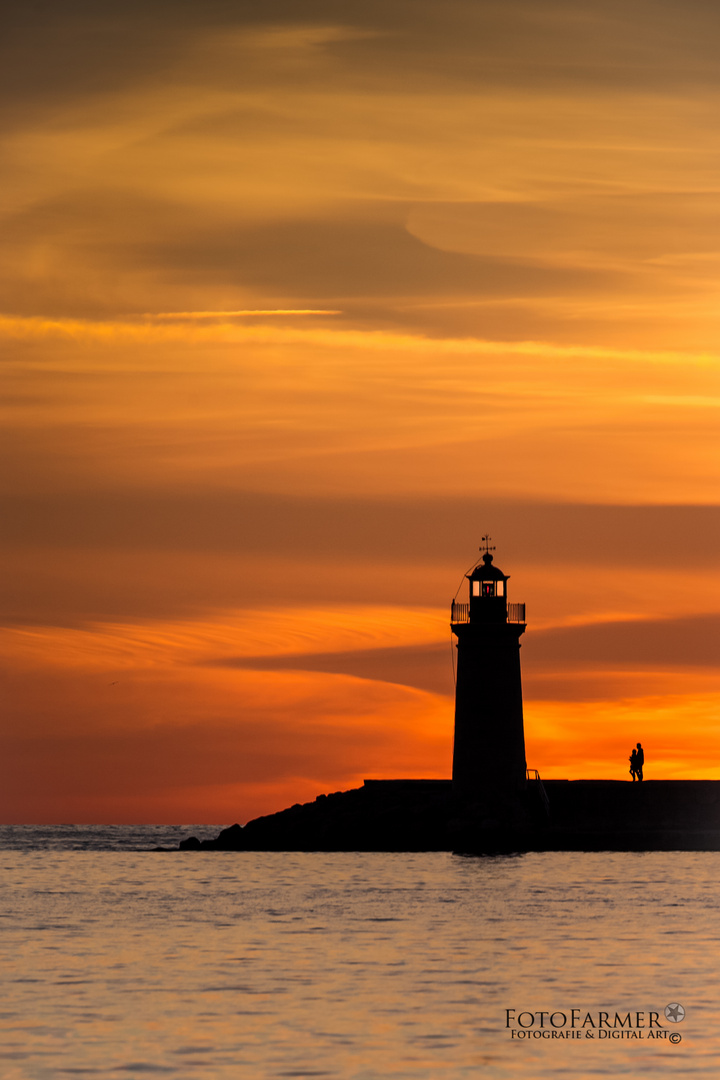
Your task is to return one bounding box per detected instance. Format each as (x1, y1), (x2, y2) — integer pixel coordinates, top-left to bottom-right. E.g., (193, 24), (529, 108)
(451, 539), (527, 810)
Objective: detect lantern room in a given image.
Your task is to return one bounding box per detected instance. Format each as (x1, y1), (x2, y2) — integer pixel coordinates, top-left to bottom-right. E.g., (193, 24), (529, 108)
(468, 552), (508, 622)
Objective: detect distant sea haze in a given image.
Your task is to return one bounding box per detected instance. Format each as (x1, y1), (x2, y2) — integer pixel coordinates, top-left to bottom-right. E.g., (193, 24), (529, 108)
(0, 823), (223, 851)
(0, 830), (716, 1077)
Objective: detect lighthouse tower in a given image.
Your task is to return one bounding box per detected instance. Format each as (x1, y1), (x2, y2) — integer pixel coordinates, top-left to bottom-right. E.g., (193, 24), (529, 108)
(451, 539), (527, 808)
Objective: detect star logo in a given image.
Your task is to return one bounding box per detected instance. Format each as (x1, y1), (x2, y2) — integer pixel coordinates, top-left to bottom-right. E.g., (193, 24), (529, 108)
(665, 1003), (685, 1023)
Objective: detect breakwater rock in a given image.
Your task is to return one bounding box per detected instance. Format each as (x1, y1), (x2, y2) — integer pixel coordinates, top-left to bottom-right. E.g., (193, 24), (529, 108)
(179, 778), (720, 852)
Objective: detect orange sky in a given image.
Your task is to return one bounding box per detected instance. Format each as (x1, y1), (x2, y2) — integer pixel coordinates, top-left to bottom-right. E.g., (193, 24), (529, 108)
(1, 1), (719, 822)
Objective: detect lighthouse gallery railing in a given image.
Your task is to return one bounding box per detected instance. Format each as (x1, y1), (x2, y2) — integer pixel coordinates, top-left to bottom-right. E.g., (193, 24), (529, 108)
(450, 601), (525, 624)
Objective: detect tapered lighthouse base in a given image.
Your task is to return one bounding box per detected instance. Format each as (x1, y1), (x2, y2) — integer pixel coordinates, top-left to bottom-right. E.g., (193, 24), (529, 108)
(451, 621), (527, 821)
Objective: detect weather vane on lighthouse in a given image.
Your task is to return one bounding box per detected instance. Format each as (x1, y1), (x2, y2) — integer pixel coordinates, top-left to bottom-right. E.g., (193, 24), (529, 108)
(480, 534), (495, 556)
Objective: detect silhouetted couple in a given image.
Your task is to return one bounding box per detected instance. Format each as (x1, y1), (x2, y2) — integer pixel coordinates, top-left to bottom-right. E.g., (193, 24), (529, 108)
(629, 742), (644, 782)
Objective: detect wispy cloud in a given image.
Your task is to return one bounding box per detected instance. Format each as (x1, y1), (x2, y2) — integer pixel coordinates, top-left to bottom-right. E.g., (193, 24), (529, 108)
(1, 312), (717, 367)
(146, 309), (342, 318)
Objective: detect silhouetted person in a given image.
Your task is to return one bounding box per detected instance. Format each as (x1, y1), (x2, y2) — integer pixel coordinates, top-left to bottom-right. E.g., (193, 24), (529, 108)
(629, 748), (638, 781)
(635, 742), (644, 781)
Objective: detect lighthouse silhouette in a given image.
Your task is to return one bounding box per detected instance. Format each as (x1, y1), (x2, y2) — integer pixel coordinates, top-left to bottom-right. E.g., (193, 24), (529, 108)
(451, 538), (528, 813)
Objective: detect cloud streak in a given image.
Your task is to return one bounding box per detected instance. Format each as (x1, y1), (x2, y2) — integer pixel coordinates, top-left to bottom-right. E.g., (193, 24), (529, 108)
(147, 309), (342, 318)
(3, 312), (720, 367)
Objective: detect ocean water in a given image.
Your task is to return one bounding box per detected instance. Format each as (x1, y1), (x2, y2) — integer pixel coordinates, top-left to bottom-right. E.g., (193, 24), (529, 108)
(0, 828), (718, 1078)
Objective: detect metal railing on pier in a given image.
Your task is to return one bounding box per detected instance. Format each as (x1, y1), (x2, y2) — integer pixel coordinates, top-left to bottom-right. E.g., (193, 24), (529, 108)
(527, 768), (550, 816)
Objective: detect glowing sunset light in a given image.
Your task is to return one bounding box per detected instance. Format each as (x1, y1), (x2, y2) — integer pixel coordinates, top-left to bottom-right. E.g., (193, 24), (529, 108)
(0, 606), (448, 672)
(1, 0), (718, 822)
